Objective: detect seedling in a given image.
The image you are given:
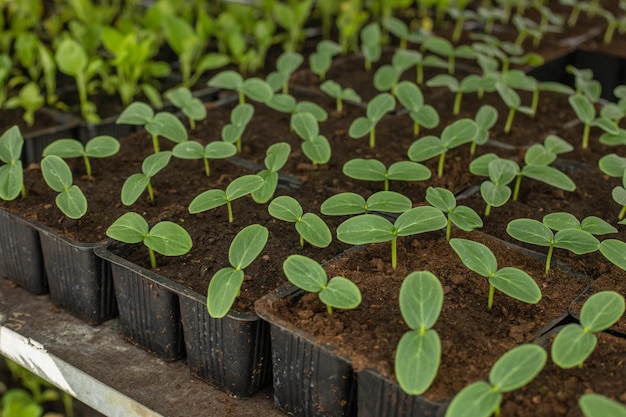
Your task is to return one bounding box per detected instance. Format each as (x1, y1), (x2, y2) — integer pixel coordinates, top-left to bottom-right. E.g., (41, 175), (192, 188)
(282, 254), (361, 315)
(292, 112), (331, 165)
(121, 151), (172, 206)
(42, 135), (120, 178)
(54, 38), (102, 123)
(580, 393), (626, 417)
(373, 49), (421, 94)
(542, 212), (617, 236)
(336, 206), (447, 270)
(567, 65), (602, 102)
(309, 40), (342, 81)
(506, 217), (600, 274)
(321, 191), (412, 216)
(569, 94), (619, 149)
(272, 0), (313, 52)
(381, 16), (422, 50)
(470, 105), (498, 156)
(266, 93), (327, 128)
(496, 80), (534, 134)
(165, 87), (206, 131)
(450, 238), (541, 310)
(408, 118), (478, 178)
(106, 212), (192, 269)
(395, 271), (443, 395)
(551, 291), (625, 368)
(448, 6), (479, 43)
(4, 82), (44, 127)
(188, 174), (264, 222)
(221, 103), (254, 154)
(268, 196), (332, 248)
(471, 157), (517, 216)
(501, 70), (574, 117)
(266, 51), (304, 94)
(360, 22), (382, 71)
(208, 70), (274, 105)
(0, 126), (25, 200)
(320, 80), (362, 113)
(342, 158), (431, 191)
(40, 155), (88, 220)
(423, 35), (476, 74)
(426, 73), (483, 115)
(172, 141), (236, 177)
(426, 187), (483, 241)
(207, 224), (269, 318)
(395, 81), (439, 136)
(349, 93), (395, 149)
(116, 102), (188, 153)
(445, 344), (547, 417)
(251, 142), (291, 204)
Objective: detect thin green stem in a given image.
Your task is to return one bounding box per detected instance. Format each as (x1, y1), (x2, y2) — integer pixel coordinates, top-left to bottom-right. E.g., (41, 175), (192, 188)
(485, 203), (492, 217)
(83, 155), (92, 177)
(147, 181), (154, 202)
(299, 234), (304, 248)
(326, 304), (333, 315)
(413, 121), (420, 136)
(470, 141), (477, 157)
(282, 82), (288, 95)
(545, 243), (554, 274)
(531, 90), (539, 117)
(369, 128), (376, 149)
(189, 118), (196, 131)
(512, 174), (523, 201)
(446, 218), (452, 241)
(452, 19), (464, 43)
(399, 38), (407, 50)
(453, 92), (462, 115)
(487, 283), (495, 310)
(203, 157), (211, 177)
(337, 97), (343, 113)
(227, 200), (233, 222)
(504, 107), (515, 134)
(437, 152), (446, 178)
(152, 134), (160, 153)
(619, 205), (626, 220)
(236, 137), (242, 153)
(20, 183), (27, 198)
(582, 123), (590, 149)
(384, 177), (389, 191)
(148, 247), (157, 268)
(391, 235), (397, 270)
(604, 24), (617, 45)
(448, 56), (455, 75)
(238, 91), (245, 105)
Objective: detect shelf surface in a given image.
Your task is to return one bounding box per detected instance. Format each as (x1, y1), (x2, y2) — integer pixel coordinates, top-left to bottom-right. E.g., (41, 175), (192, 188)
(0, 278), (285, 417)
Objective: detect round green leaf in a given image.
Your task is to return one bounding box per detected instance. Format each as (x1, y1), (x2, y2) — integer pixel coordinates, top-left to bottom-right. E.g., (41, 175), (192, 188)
(579, 394), (626, 417)
(507, 218), (552, 247)
(41, 155), (73, 192)
(396, 81), (424, 112)
(441, 119), (478, 149)
(348, 117), (374, 139)
(147, 112), (188, 143)
(43, 139), (84, 158)
(225, 174), (264, 200)
(337, 214), (394, 244)
(387, 161), (431, 182)
(55, 38), (87, 76)
(56, 185), (87, 219)
(413, 105), (440, 129)
(207, 267), (244, 318)
(343, 159), (387, 181)
(599, 239), (626, 271)
(444, 381), (501, 417)
(551, 324), (597, 368)
(229, 224), (268, 269)
(283, 254), (327, 292)
(205, 141), (237, 159)
(207, 70), (243, 90)
(449, 206), (483, 232)
(426, 187), (457, 212)
(553, 229), (599, 254)
(251, 170), (278, 204)
(395, 329), (441, 395)
(296, 213), (332, 248)
(188, 189), (227, 213)
(106, 212), (149, 244)
(580, 291), (625, 333)
(319, 276), (362, 309)
(145, 221), (192, 256)
(524, 144), (556, 167)
(292, 112), (319, 141)
(85, 135), (120, 158)
(522, 166), (576, 192)
(267, 93), (296, 112)
(302, 135), (331, 165)
(366, 191), (412, 213)
(264, 142), (291, 171)
(450, 238), (497, 277)
(480, 182), (511, 209)
(0, 125), (24, 163)
(489, 344), (547, 392)
(321, 193), (366, 216)
(400, 271), (443, 330)
(543, 212), (580, 231)
(580, 217), (617, 235)
(295, 102), (328, 122)
(367, 93), (395, 121)
(373, 65), (399, 92)
(489, 267), (542, 304)
(116, 102), (154, 125)
(231, 103), (255, 126)
(121, 173), (149, 206)
(599, 154), (626, 178)
(142, 151), (172, 177)
(173, 141), (205, 159)
(395, 206), (447, 237)
(268, 195), (303, 222)
(407, 135), (444, 162)
(569, 94), (596, 124)
(0, 163), (23, 201)
(242, 77), (274, 103)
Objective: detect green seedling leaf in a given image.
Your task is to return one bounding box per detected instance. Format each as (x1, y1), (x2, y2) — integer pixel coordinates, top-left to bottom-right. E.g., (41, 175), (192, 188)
(0, 126), (24, 200)
(117, 102), (188, 151)
(579, 393), (626, 417)
(105, 212), (149, 243)
(321, 191), (412, 216)
(208, 70), (243, 90)
(121, 151), (172, 206)
(43, 135), (120, 177)
(283, 254), (361, 314)
(173, 140), (237, 176)
(396, 330), (440, 396)
(489, 344), (547, 392)
(165, 86), (207, 129)
(252, 142), (291, 203)
(599, 239), (626, 270)
(349, 93), (396, 148)
(399, 271), (443, 332)
(580, 291), (625, 333)
(343, 158), (430, 191)
(41, 155), (87, 219)
(445, 381), (501, 417)
(207, 224), (268, 318)
(269, 196), (331, 247)
(189, 175), (263, 221)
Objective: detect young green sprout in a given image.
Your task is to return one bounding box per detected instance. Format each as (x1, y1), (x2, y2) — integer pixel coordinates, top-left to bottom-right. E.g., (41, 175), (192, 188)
(598, 154), (626, 216)
(0, 126), (26, 200)
(282, 254), (361, 315)
(349, 93), (396, 149)
(337, 206), (447, 270)
(395, 271), (443, 395)
(106, 212), (192, 269)
(320, 80), (362, 113)
(373, 49), (421, 94)
(5, 82), (45, 127)
(470, 105), (498, 156)
(426, 74), (484, 116)
(423, 35), (476, 75)
(408, 118), (478, 178)
(426, 187), (483, 241)
(266, 93), (328, 129)
(469, 157), (517, 216)
(221, 103), (254, 154)
(579, 393), (626, 417)
(188, 174), (264, 223)
(381, 16), (422, 50)
(121, 151), (172, 206)
(495, 80), (534, 134)
(208, 70), (274, 105)
(551, 291), (625, 368)
(309, 40), (342, 81)
(40, 155), (88, 220)
(207, 224), (268, 318)
(569, 93), (620, 149)
(172, 140), (237, 177)
(506, 215), (602, 274)
(266, 51), (303, 94)
(450, 238), (541, 310)
(444, 344), (547, 417)
(360, 22), (382, 71)
(116, 102), (188, 153)
(251, 142), (291, 204)
(165, 86), (207, 131)
(342, 158), (431, 191)
(395, 81), (439, 136)
(502, 70), (574, 117)
(292, 112), (331, 165)
(321, 191), (412, 216)
(42, 135), (120, 178)
(268, 196), (332, 248)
